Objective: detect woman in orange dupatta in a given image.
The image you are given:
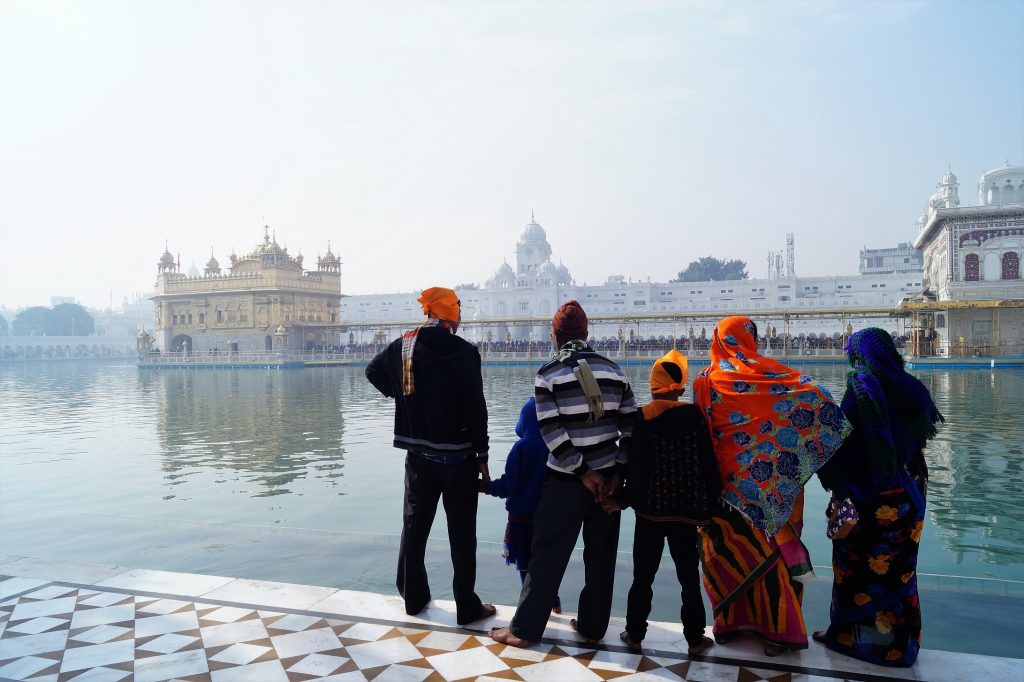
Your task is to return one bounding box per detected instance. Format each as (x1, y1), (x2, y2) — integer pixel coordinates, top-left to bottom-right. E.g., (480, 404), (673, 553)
(693, 317), (846, 656)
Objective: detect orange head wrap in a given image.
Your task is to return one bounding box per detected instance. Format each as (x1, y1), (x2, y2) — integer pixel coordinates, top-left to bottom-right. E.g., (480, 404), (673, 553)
(649, 348), (689, 395)
(417, 287), (460, 322)
(551, 300), (588, 347)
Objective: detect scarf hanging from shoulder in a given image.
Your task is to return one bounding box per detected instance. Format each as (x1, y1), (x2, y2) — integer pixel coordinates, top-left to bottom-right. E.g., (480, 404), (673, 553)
(553, 340), (604, 422)
(692, 316), (847, 536)
(401, 317), (452, 396)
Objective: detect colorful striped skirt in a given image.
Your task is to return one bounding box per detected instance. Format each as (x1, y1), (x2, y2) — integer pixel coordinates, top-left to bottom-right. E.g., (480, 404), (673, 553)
(698, 497), (811, 650)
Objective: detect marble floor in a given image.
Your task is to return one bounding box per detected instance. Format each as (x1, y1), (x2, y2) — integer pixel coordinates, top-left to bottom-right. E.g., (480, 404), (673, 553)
(0, 557), (1018, 682)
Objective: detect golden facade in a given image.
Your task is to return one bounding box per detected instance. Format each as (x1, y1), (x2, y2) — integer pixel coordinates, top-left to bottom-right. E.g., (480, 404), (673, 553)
(151, 227), (341, 352)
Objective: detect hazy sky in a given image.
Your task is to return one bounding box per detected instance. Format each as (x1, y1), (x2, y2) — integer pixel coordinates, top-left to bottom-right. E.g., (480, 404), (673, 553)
(1, 0), (1022, 310)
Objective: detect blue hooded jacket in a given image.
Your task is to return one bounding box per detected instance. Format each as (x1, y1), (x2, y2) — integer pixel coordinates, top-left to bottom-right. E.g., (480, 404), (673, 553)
(486, 397), (549, 516)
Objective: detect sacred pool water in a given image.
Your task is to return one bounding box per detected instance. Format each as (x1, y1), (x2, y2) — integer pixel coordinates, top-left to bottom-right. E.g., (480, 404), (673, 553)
(1, 362), (1021, 657)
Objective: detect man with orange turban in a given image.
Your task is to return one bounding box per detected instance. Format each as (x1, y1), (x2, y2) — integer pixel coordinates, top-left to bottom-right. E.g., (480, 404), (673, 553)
(366, 286), (496, 625)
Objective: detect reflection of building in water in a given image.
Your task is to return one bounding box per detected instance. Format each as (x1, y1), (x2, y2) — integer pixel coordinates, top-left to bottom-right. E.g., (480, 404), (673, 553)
(921, 371), (1024, 567)
(149, 370), (346, 497)
(150, 226), (342, 353)
(914, 163), (1024, 355)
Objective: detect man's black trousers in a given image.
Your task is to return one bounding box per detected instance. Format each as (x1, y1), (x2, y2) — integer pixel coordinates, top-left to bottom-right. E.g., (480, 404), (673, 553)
(397, 453), (483, 624)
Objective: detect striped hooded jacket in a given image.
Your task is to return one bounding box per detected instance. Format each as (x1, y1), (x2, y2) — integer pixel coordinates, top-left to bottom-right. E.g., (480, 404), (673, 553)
(534, 343), (638, 475)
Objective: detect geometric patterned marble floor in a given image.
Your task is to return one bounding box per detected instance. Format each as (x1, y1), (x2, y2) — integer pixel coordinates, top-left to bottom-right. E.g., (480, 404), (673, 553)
(0, 565), (1018, 682)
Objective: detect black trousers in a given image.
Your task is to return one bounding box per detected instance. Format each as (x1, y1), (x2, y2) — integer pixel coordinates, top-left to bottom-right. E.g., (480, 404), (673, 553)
(625, 515), (707, 645)
(397, 453), (483, 624)
(509, 474), (620, 642)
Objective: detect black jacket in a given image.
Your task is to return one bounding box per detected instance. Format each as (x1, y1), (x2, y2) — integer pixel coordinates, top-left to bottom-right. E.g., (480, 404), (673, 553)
(365, 326), (488, 461)
(618, 401), (720, 523)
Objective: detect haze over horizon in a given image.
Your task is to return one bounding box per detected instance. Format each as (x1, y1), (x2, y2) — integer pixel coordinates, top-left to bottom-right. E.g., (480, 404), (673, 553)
(1, 0), (1022, 310)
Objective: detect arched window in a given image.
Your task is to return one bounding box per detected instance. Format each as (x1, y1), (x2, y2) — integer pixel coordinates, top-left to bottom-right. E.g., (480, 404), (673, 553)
(199, 313), (205, 324)
(1003, 252), (1021, 280)
(984, 252), (1001, 281)
(964, 253), (979, 281)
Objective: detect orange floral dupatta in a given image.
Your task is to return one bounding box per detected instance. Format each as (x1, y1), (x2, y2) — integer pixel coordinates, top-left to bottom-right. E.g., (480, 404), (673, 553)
(693, 317), (847, 536)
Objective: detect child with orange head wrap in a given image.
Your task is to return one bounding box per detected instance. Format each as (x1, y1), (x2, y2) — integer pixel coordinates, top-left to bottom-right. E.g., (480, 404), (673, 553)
(610, 348), (718, 656)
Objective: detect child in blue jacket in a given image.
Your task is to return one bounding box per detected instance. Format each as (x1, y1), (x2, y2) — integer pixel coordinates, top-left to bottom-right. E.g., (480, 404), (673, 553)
(484, 397), (561, 612)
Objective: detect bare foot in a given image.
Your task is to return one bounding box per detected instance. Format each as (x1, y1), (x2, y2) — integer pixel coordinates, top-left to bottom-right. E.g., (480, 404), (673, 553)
(460, 603), (497, 625)
(811, 630), (827, 644)
(687, 636), (714, 655)
(489, 626), (531, 648)
(619, 631), (642, 653)
(570, 618), (600, 645)
(551, 605), (562, 614)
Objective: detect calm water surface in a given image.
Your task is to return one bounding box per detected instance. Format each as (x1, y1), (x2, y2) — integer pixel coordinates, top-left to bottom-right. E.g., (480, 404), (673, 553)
(1, 361), (1022, 655)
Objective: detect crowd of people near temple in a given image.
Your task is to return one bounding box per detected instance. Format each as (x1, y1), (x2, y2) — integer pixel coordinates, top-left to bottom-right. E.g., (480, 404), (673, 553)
(366, 288), (943, 668)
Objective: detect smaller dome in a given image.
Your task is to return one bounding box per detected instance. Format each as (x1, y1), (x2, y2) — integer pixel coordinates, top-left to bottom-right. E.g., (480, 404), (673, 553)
(941, 170), (958, 185)
(137, 328), (150, 338)
(521, 219), (546, 241)
(496, 261), (514, 276)
(159, 250), (175, 265)
(206, 254), (220, 269)
(537, 261), (559, 283)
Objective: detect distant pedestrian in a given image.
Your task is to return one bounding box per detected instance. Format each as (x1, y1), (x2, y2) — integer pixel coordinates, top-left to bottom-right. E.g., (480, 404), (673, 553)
(490, 300), (637, 648)
(365, 286), (496, 625)
(606, 349), (718, 655)
(482, 396), (562, 614)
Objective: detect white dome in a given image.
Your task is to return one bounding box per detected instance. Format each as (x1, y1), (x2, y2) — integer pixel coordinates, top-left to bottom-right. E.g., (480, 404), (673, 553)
(941, 170), (958, 185)
(520, 219), (546, 242)
(978, 162), (1024, 206)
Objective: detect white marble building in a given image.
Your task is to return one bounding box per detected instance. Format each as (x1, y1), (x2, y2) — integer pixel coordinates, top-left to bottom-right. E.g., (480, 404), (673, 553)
(914, 162), (1024, 353)
(342, 214), (924, 342)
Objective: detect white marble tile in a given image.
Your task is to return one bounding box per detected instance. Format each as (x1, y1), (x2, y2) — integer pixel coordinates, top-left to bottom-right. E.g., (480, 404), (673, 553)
(68, 603), (134, 630)
(137, 632), (199, 654)
(135, 610), (200, 638)
(287, 652), (350, 676)
(270, 626), (342, 659)
(209, 642), (273, 665)
(200, 618), (269, 648)
(345, 636), (423, 669)
(200, 606), (254, 623)
(340, 622), (394, 641)
(514, 655), (605, 682)
(427, 646), (510, 679)
(21, 586), (76, 601)
(497, 644), (551, 662)
(0, 630), (68, 659)
(209, 658), (289, 682)
(0, 654), (56, 680)
(0, 555), (25, 567)
(64, 667), (132, 682)
(615, 669), (687, 682)
(0, 558), (125, 585)
(78, 591), (133, 608)
(0, 578), (49, 601)
(10, 596), (76, 621)
(914, 648), (1024, 682)
(683, 661), (741, 682)
(317, 671), (370, 682)
(96, 569), (233, 597)
(588, 649), (644, 672)
(137, 598), (192, 615)
(58, 639), (135, 673)
(6, 616), (67, 634)
(265, 613), (320, 631)
(70, 624), (132, 645)
(308, 589), (412, 624)
(372, 664), (434, 682)
(415, 630), (472, 651)
(134, 648), (210, 682)
(201, 577), (337, 610)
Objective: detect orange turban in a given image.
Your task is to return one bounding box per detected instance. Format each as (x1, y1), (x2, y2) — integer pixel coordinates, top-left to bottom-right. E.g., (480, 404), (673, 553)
(418, 287), (460, 322)
(649, 348), (689, 395)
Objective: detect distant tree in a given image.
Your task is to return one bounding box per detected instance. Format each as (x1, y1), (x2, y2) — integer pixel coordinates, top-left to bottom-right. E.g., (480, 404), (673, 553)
(47, 303), (95, 336)
(454, 282), (480, 290)
(0, 314), (7, 335)
(675, 257), (748, 282)
(11, 307), (51, 335)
